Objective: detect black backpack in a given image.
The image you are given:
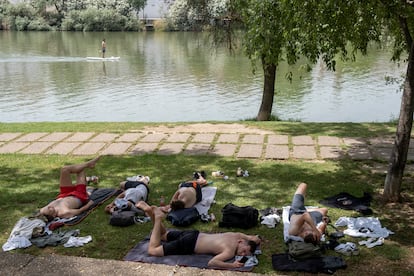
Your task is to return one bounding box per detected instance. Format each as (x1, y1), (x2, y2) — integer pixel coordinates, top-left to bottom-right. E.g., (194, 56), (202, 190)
(166, 207), (200, 227)
(219, 203), (259, 229)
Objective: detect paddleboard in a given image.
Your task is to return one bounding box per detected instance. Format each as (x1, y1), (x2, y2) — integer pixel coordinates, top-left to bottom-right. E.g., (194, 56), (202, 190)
(86, 56), (120, 61)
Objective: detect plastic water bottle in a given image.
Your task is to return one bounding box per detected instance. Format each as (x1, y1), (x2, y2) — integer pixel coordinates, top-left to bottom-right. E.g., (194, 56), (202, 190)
(160, 196), (165, 206)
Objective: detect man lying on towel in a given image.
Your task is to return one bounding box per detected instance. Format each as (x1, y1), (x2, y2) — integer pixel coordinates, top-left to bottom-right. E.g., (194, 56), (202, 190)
(161, 171), (209, 212)
(37, 157), (100, 221)
(137, 201), (261, 269)
(289, 182), (328, 244)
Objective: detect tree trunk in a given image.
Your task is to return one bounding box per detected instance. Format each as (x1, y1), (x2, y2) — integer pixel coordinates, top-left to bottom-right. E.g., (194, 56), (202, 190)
(384, 42), (414, 202)
(257, 61), (276, 121)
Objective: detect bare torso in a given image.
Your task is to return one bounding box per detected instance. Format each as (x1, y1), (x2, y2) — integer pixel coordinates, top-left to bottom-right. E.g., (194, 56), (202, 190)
(194, 232), (238, 255)
(289, 214), (313, 236)
(44, 196), (83, 218)
(177, 187), (197, 208)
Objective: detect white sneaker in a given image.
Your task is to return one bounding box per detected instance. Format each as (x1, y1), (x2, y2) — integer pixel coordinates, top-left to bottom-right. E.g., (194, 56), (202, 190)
(366, 237), (384, 248)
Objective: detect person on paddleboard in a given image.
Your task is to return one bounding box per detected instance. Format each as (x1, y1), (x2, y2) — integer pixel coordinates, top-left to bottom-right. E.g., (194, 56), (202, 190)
(101, 38), (106, 58)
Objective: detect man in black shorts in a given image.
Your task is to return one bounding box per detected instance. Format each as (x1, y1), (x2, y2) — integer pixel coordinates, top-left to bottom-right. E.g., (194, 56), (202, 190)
(136, 201), (262, 269)
(166, 172), (208, 211)
(288, 182), (328, 244)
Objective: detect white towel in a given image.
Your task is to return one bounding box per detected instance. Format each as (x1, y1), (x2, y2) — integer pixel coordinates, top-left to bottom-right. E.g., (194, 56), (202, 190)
(194, 186), (217, 215)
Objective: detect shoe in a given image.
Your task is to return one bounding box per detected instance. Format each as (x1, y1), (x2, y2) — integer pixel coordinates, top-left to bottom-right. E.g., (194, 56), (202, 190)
(366, 237), (384, 248)
(359, 237), (376, 246)
(334, 242), (359, 256)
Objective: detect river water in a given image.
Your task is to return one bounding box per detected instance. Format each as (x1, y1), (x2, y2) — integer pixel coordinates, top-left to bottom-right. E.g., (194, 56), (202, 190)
(0, 31), (405, 123)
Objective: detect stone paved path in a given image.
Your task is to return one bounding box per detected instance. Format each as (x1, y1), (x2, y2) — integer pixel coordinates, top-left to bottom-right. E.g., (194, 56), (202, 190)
(1, 131), (413, 162)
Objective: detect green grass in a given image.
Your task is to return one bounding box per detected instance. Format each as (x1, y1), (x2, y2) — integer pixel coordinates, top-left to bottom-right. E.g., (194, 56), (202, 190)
(0, 122), (412, 275)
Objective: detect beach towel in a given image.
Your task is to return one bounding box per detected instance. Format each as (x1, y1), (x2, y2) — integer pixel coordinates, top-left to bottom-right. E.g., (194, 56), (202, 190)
(49, 188), (120, 229)
(123, 235), (255, 272)
(319, 192), (373, 215)
(193, 186), (217, 215)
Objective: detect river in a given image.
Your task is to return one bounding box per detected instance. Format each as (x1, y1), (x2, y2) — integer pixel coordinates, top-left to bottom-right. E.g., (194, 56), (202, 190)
(0, 31), (405, 123)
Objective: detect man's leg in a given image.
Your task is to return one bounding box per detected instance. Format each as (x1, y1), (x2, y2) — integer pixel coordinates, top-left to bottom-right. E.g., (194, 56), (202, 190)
(147, 207), (168, 256)
(60, 156), (101, 187)
(136, 201), (167, 238)
(294, 182), (307, 196)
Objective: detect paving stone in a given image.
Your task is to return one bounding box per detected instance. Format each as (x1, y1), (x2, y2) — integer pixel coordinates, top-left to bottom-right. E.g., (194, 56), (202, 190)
(20, 142), (54, 154)
(15, 133), (48, 142)
(211, 144), (237, 157)
(0, 133), (22, 141)
(318, 136), (341, 146)
(407, 148), (414, 161)
(65, 132), (96, 142)
(237, 144), (263, 158)
(369, 137), (394, 147)
(116, 133), (143, 142)
(343, 137), (367, 147)
(165, 134), (191, 143)
(320, 146), (344, 159)
(216, 134), (239, 143)
(39, 132), (72, 142)
(0, 142), (29, 153)
(267, 135), (288, 144)
(191, 133), (215, 143)
(242, 134), (264, 144)
(183, 143), (211, 155)
(157, 143), (184, 155)
(292, 135), (314, 145)
(371, 147), (392, 160)
(46, 142), (81, 155)
(292, 145), (317, 159)
(347, 146), (372, 160)
(89, 133), (119, 142)
(72, 142), (106, 155)
(265, 144), (289, 159)
(130, 143), (158, 155)
(101, 143), (132, 155)
(140, 133), (167, 143)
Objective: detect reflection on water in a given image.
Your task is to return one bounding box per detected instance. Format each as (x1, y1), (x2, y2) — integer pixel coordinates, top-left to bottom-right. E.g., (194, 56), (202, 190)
(0, 31), (405, 122)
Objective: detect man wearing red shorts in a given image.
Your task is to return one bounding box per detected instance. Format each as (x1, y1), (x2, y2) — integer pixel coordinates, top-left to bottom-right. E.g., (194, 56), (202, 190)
(39, 156), (100, 221)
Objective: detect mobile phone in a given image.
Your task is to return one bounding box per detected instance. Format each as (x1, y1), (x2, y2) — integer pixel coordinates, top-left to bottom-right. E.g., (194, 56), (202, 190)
(239, 256), (248, 263)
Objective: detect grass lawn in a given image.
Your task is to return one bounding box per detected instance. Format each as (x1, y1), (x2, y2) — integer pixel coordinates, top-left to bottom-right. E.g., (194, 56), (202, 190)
(0, 122), (412, 275)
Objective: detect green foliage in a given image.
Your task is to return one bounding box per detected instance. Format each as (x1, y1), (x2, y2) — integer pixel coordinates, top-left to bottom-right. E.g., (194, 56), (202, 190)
(62, 8), (139, 31)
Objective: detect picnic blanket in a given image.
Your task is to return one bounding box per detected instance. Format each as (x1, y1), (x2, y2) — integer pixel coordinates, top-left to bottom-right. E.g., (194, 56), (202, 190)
(49, 188), (120, 229)
(123, 235), (255, 272)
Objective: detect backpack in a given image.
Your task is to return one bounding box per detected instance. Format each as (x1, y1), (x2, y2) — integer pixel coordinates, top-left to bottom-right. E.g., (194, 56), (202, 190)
(109, 208), (146, 227)
(287, 240), (322, 260)
(218, 203), (259, 229)
(166, 207), (200, 226)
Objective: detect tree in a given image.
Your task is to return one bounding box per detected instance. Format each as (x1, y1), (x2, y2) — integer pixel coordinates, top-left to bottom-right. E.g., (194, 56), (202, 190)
(380, 0), (414, 202)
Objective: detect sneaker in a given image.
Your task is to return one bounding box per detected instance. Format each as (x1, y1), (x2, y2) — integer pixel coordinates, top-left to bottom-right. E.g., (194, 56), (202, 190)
(334, 242), (359, 256)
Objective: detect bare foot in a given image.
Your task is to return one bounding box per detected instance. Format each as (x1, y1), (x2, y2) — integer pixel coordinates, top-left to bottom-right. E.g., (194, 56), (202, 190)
(153, 206), (166, 220)
(136, 201), (153, 217)
(87, 156), (101, 168)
